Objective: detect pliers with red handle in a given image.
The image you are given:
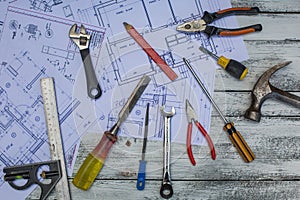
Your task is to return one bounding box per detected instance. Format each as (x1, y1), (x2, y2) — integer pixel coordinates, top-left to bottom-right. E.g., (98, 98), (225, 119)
(176, 7), (262, 37)
(185, 99), (216, 165)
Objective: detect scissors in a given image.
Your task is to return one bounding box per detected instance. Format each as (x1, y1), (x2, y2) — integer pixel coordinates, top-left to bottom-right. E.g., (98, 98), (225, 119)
(176, 7), (262, 37)
(185, 99), (216, 165)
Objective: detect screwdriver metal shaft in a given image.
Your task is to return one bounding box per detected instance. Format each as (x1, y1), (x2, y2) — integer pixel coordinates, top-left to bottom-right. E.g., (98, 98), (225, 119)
(183, 58), (255, 163)
(183, 58), (228, 124)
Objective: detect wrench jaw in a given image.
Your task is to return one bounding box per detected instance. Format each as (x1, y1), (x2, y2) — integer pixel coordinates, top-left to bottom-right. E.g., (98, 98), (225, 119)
(69, 24), (90, 50)
(160, 106), (176, 117)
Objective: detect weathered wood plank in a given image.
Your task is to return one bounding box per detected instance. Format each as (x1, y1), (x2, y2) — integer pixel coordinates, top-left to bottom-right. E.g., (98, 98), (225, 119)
(68, 180), (300, 200)
(211, 92), (300, 117)
(214, 40), (300, 91)
(238, 14), (300, 40)
(72, 117), (300, 181)
(27, 179), (300, 200)
(231, 0), (300, 12)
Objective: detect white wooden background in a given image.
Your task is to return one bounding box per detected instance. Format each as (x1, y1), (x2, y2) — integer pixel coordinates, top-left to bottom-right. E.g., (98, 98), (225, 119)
(32, 0), (300, 199)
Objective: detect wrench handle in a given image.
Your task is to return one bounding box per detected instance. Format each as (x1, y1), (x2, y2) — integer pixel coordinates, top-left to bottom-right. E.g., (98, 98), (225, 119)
(80, 49), (102, 99)
(160, 115), (174, 199)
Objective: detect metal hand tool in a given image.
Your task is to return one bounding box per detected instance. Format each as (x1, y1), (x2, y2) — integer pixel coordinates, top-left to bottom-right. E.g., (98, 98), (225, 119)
(160, 106), (175, 199)
(3, 78), (71, 199)
(185, 99), (216, 166)
(176, 7), (262, 37)
(183, 58), (255, 163)
(73, 75), (151, 191)
(136, 103), (150, 190)
(4, 161), (62, 200)
(245, 61), (300, 122)
(69, 24), (102, 99)
(40, 78), (71, 199)
(199, 46), (248, 80)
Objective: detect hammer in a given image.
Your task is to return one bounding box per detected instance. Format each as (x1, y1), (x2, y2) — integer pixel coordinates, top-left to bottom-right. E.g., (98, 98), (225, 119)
(245, 61), (300, 122)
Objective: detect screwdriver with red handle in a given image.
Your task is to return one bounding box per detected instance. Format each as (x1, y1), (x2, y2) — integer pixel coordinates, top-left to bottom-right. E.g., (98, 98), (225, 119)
(183, 58), (255, 162)
(72, 75), (151, 190)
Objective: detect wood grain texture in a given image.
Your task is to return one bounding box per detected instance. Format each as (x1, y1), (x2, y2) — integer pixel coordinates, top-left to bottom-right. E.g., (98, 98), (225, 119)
(69, 180), (300, 200)
(231, 0), (300, 12)
(28, 180), (299, 200)
(66, 1), (300, 199)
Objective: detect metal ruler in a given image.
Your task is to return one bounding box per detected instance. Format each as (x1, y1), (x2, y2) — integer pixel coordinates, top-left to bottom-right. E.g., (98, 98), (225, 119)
(40, 77), (71, 199)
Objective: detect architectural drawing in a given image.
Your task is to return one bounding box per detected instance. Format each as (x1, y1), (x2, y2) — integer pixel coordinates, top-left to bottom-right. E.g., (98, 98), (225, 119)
(0, 6), (105, 198)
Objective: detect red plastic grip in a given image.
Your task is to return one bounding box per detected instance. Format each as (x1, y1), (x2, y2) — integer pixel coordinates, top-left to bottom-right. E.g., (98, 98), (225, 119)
(186, 123), (196, 166)
(195, 122), (216, 160)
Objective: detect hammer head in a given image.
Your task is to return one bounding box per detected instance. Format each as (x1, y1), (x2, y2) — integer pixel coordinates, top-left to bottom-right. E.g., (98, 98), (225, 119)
(244, 61), (292, 122)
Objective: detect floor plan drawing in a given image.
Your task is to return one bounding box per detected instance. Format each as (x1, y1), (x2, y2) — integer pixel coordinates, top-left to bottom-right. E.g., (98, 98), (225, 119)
(74, 0), (246, 143)
(0, 6), (105, 199)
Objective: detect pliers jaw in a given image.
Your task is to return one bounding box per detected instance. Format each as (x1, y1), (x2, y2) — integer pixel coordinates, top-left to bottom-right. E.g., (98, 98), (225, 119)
(69, 24), (91, 50)
(185, 99), (197, 123)
(185, 99), (216, 165)
(176, 19), (206, 33)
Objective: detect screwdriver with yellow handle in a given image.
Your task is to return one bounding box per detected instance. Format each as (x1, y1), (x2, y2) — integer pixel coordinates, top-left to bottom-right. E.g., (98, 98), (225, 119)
(72, 75), (151, 190)
(183, 58), (255, 162)
(199, 46), (248, 80)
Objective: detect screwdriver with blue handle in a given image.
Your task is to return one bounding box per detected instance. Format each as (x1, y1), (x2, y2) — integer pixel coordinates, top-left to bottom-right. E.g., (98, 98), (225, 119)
(199, 46), (248, 80)
(136, 103), (150, 190)
(72, 75), (151, 190)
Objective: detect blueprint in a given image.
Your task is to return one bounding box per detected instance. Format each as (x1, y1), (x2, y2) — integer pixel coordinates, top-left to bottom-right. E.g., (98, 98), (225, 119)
(0, 0), (249, 199)
(0, 4), (105, 199)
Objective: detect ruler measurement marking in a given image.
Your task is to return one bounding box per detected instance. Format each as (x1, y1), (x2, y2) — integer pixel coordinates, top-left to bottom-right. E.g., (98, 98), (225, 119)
(41, 78), (71, 199)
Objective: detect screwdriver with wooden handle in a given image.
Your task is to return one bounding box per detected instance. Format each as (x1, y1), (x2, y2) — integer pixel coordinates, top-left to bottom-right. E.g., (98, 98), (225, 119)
(199, 46), (248, 80)
(183, 58), (255, 162)
(72, 75), (151, 190)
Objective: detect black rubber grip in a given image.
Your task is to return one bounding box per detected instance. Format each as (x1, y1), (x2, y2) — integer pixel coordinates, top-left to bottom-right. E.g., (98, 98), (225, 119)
(202, 7), (260, 24)
(226, 59), (248, 80)
(204, 24), (262, 37)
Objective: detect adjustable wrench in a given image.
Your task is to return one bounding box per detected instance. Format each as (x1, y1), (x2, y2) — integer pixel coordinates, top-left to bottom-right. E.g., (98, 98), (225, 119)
(69, 24), (102, 99)
(160, 106), (175, 199)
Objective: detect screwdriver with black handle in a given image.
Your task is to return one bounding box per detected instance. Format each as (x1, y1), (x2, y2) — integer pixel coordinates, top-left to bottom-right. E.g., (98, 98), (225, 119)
(199, 46), (248, 80)
(72, 75), (151, 190)
(183, 58), (255, 162)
